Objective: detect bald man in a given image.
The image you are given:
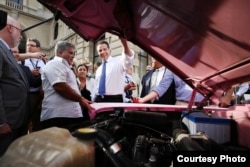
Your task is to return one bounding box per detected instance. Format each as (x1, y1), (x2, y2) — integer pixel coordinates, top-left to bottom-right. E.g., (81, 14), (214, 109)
(0, 14), (29, 156)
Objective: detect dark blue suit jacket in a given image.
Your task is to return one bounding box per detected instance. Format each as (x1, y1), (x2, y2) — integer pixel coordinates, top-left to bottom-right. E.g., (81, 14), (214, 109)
(140, 69), (176, 104)
(19, 65), (41, 88)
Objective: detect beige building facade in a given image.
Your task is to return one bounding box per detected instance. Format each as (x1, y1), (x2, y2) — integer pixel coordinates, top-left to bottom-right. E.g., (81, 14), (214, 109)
(0, 0), (150, 88)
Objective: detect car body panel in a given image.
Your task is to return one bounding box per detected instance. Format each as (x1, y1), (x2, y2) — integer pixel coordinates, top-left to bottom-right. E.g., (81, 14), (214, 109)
(89, 102), (227, 119)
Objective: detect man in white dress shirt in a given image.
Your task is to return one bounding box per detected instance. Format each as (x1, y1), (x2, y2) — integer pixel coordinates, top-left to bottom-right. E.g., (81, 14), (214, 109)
(93, 37), (134, 102)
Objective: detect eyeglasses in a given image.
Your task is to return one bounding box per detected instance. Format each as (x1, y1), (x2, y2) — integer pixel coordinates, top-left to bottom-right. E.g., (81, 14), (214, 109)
(8, 24), (22, 32)
(27, 44), (37, 47)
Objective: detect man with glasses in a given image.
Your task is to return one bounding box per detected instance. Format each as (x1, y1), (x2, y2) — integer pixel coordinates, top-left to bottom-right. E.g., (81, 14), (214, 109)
(8, 24), (22, 32)
(19, 38), (47, 132)
(0, 11), (29, 156)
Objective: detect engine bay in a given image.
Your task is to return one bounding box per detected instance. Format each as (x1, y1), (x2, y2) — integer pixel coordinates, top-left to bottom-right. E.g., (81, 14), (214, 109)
(1, 106), (249, 167)
(76, 108), (249, 167)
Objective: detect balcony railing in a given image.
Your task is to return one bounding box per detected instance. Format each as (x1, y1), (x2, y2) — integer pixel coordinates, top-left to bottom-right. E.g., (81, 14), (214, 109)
(0, 0), (53, 18)
(0, 0), (23, 11)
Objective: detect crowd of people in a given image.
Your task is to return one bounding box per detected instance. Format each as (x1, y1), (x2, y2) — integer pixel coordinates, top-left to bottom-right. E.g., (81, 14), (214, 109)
(1, 11), (250, 157)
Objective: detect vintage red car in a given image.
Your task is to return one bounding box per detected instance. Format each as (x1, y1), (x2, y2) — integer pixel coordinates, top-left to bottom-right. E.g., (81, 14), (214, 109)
(1, 0), (249, 167)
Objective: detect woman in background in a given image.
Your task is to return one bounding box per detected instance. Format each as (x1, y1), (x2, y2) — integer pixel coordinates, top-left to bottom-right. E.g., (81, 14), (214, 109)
(76, 64), (95, 120)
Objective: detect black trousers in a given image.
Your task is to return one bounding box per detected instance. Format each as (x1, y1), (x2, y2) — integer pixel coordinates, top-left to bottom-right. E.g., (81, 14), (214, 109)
(0, 126), (27, 157)
(29, 92), (43, 132)
(94, 95), (123, 103)
(41, 117), (86, 132)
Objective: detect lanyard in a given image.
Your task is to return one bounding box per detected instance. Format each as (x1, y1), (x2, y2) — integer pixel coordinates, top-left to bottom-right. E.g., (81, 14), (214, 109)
(30, 59), (38, 69)
(125, 75), (130, 83)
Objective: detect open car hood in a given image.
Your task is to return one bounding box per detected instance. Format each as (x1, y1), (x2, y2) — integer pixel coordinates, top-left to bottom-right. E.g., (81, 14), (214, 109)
(38, 0), (250, 102)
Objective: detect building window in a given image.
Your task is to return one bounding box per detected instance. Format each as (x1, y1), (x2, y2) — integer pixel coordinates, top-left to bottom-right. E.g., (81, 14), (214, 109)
(19, 33), (26, 53)
(54, 22), (58, 40)
(10, 0), (23, 4)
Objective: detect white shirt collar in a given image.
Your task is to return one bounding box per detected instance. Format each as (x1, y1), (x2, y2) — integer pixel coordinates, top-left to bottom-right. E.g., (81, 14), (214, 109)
(54, 56), (71, 67)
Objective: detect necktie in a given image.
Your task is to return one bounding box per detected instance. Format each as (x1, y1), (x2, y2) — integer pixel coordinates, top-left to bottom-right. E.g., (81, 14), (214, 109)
(98, 61), (107, 96)
(150, 69), (159, 92)
(125, 75), (130, 83)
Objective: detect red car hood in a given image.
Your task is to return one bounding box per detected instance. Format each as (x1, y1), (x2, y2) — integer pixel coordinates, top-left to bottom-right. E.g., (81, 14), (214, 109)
(38, 0), (250, 101)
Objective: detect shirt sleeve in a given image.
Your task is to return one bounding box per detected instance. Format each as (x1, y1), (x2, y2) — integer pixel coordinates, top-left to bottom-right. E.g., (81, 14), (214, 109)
(153, 69), (174, 97)
(122, 49), (134, 70)
(45, 62), (67, 86)
(236, 83), (249, 96)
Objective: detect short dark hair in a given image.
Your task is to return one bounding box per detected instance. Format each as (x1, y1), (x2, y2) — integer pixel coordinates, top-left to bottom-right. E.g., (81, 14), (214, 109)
(27, 38), (41, 47)
(94, 61), (101, 67)
(96, 40), (110, 49)
(77, 64), (89, 72)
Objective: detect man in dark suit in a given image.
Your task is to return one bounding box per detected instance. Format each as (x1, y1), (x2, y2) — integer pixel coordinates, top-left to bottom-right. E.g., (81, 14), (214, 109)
(140, 57), (176, 104)
(136, 58), (204, 105)
(0, 11), (29, 156)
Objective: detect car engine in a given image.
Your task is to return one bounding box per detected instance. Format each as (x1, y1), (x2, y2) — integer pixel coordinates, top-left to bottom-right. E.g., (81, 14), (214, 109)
(1, 108), (248, 167)
(81, 108), (224, 167)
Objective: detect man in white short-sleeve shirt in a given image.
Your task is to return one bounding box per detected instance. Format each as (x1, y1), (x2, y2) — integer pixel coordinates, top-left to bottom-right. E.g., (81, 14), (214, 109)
(41, 41), (92, 130)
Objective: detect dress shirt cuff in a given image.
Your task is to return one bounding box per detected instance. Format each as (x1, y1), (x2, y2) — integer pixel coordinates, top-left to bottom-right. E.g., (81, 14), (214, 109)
(151, 90), (160, 98)
(153, 88), (163, 97)
(122, 49), (135, 58)
(123, 49), (134, 69)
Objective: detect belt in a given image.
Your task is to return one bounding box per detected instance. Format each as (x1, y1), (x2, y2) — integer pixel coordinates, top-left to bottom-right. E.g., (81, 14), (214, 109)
(29, 91), (40, 94)
(96, 94), (122, 99)
(176, 100), (200, 106)
(177, 100), (188, 102)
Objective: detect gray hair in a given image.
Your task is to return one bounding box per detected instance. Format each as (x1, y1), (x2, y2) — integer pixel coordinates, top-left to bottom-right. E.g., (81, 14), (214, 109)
(55, 41), (75, 56)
